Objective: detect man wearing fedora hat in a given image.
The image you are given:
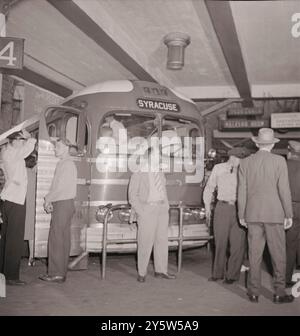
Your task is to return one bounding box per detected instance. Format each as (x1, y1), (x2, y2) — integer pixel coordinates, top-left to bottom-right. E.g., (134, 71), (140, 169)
(285, 140), (300, 288)
(238, 128), (294, 303)
(203, 146), (250, 284)
(0, 129), (36, 286)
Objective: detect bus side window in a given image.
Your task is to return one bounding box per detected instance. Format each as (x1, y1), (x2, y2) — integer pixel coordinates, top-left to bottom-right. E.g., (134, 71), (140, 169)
(66, 116), (90, 155)
(189, 128), (200, 137)
(45, 109), (65, 140)
(48, 124), (56, 137)
(44, 109), (89, 155)
(85, 124), (88, 148)
(80, 123), (89, 155)
(65, 116), (78, 144)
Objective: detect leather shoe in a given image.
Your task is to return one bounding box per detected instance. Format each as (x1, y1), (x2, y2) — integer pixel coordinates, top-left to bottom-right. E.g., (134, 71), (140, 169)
(137, 275), (146, 283)
(286, 281), (297, 288)
(39, 274), (66, 283)
(247, 294), (259, 303)
(208, 277), (222, 282)
(6, 279), (27, 286)
(273, 294), (294, 304)
(154, 272), (176, 280)
(224, 279), (236, 285)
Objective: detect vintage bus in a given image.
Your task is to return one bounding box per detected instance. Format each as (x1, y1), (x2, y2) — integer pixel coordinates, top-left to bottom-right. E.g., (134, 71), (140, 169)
(1, 80), (211, 273)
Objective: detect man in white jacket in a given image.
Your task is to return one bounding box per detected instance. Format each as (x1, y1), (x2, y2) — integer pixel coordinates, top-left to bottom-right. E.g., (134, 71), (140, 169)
(0, 129), (36, 286)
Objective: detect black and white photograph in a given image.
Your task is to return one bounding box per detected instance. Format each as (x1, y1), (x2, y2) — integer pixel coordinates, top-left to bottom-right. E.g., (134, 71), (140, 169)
(0, 0), (299, 321)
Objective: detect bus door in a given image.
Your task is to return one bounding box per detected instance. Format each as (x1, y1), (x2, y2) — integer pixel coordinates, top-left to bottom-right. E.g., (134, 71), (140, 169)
(161, 115), (204, 204)
(35, 106), (91, 260)
(160, 115), (207, 242)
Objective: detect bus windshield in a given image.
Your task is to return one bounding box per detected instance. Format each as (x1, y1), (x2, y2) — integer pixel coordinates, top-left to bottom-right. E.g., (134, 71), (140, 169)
(162, 116), (201, 158)
(44, 108), (89, 154)
(97, 112), (203, 176)
(98, 111), (202, 154)
(98, 112), (201, 143)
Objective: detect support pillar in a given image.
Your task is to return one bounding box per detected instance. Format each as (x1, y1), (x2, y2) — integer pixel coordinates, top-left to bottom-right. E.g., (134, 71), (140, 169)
(0, 9), (6, 116)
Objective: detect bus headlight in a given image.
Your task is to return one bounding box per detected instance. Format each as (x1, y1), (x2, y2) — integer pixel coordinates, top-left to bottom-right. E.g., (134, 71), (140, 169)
(95, 206), (113, 223)
(199, 207), (206, 219)
(183, 208), (193, 221)
(118, 209), (131, 223)
(192, 208), (206, 220)
(207, 148), (217, 159)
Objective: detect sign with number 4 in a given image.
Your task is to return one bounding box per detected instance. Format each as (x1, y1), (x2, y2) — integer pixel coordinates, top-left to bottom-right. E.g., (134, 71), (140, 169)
(0, 37), (24, 70)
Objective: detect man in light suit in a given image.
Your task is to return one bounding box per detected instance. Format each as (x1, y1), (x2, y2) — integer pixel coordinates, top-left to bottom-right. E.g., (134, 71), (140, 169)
(128, 148), (176, 282)
(238, 128), (294, 304)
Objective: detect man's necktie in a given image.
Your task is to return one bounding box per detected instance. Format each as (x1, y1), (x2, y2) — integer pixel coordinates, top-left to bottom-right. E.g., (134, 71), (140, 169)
(154, 172), (163, 193)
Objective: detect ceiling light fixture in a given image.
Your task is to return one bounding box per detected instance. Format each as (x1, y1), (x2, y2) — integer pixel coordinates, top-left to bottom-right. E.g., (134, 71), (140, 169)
(163, 32), (191, 70)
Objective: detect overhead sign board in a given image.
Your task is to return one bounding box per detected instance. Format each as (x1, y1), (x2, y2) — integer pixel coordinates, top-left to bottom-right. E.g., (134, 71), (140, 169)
(0, 37), (24, 70)
(227, 107), (263, 117)
(271, 113), (300, 128)
(137, 98), (180, 112)
(219, 119), (268, 130)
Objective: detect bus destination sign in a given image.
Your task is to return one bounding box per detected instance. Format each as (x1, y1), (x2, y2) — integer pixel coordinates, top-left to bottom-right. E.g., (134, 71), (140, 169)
(137, 98), (180, 112)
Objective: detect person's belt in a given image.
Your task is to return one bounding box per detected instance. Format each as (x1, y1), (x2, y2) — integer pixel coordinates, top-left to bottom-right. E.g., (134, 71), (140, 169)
(218, 200), (236, 206)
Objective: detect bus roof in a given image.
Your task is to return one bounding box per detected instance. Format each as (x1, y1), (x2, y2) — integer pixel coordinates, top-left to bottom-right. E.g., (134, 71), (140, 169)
(63, 80), (195, 105)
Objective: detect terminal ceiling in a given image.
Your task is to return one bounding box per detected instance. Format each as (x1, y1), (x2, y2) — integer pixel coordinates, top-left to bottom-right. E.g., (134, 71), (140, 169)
(4, 0), (300, 103)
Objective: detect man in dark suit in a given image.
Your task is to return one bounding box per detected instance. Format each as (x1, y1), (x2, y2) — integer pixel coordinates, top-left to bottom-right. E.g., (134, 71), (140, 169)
(286, 140), (300, 288)
(238, 128), (294, 304)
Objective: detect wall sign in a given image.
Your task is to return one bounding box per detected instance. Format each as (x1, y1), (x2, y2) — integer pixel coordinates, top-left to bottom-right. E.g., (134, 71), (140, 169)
(271, 113), (300, 128)
(0, 37), (24, 70)
(219, 119), (268, 130)
(227, 107), (263, 117)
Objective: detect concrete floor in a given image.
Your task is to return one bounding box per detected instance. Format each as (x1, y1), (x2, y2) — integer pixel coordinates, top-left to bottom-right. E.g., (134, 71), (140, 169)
(0, 247), (299, 316)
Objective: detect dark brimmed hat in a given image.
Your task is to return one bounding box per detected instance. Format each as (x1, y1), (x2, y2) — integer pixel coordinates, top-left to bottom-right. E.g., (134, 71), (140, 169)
(7, 131), (26, 141)
(227, 147), (251, 159)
